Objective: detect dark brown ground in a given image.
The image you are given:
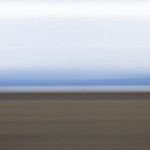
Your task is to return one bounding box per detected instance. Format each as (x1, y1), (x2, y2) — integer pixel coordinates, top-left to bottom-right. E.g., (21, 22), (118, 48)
(0, 92), (150, 150)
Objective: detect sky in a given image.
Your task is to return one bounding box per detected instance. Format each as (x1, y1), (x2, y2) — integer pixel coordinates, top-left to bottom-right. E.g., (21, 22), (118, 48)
(0, 0), (150, 75)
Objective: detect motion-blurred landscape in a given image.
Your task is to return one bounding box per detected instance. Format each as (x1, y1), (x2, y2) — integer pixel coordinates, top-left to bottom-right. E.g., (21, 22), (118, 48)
(0, 0), (150, 149)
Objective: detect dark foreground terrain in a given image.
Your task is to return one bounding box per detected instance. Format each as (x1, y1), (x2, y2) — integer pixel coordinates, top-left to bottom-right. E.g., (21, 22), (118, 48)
(0, 92), (150, 150)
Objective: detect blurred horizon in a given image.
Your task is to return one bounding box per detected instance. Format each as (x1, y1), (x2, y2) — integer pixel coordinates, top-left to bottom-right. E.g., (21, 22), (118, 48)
(0, 69), (150, 86)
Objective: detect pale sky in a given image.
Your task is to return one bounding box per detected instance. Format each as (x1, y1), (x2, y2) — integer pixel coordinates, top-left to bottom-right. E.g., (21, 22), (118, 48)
(0, 0), (150, 73)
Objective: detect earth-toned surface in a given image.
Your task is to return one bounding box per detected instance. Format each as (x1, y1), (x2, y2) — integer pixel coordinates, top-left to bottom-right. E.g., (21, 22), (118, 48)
(0, 93), (150, 150)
